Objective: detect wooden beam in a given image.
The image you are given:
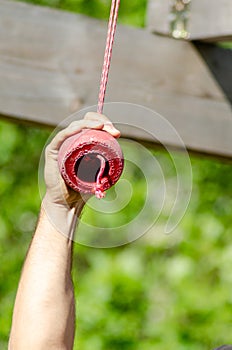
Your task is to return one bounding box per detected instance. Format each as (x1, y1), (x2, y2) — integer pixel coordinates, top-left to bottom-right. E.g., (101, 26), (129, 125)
(147, 0), (232, 42)
(0, 0), (232, 158)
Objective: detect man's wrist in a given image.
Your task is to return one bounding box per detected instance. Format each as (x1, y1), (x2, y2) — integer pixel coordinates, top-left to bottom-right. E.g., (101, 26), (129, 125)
(41, 193), (85, 239)
(42, 192), (85, 212)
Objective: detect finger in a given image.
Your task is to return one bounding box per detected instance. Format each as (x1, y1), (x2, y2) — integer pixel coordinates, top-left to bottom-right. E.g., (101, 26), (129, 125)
(48, 120), (104, 151)
(84, 112), (121, 138)
(102, 124), (121, 138)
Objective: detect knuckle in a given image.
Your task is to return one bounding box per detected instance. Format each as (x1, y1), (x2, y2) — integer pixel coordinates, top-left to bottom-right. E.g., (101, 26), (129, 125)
(84, 112), (93, 119)
(69, 121), (78, 128)
(45, 144), (51, 157)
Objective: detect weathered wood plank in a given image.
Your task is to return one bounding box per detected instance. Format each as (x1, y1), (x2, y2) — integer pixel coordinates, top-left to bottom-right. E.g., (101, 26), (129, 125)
(0, 0), (232, 158)
(147, 0), (232, 42)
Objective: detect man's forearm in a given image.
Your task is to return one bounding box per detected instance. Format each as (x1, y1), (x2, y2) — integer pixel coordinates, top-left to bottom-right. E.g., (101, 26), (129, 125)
(9, 204), (82, 350)
(9, 113), (118, 349)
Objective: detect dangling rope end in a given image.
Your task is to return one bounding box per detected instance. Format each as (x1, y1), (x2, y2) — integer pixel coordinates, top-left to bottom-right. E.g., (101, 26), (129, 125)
(95, 189), (106, 199)
(94, 155), (106, 199)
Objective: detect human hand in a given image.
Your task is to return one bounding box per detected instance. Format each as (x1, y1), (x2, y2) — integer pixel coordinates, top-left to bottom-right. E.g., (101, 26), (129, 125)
(42, 112), (120, 236)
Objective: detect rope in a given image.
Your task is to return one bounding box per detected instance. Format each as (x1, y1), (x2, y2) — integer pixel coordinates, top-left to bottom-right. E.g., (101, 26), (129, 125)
(97, 0), (121, 114)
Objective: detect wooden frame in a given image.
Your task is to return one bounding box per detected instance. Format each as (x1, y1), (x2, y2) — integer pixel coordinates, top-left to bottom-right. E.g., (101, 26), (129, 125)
(0, 0), (232, 159)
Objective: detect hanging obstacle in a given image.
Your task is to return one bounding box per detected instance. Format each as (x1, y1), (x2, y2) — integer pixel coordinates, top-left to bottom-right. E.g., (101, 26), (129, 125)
(58, 0), (124, 199)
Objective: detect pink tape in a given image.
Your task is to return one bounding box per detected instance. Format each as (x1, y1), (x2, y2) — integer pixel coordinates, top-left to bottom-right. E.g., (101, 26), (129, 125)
(58, 129), (124, 198)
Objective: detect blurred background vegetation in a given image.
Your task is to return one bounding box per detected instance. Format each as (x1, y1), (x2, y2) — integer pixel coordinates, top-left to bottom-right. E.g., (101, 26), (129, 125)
(1, 1), (232, 349)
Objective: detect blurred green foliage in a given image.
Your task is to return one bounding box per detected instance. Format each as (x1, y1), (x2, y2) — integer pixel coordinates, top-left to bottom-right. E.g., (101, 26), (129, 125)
(15, 0), (148, 27)
(1, 1), (232, 349)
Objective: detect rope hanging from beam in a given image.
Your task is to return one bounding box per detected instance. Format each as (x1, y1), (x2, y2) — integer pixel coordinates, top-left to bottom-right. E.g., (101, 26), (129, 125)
(58, 0), (124, 199)
(97, 0), (121, 114)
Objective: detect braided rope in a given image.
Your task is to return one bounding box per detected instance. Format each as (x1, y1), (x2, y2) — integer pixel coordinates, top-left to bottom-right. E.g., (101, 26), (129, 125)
(97, 0), (121, 114)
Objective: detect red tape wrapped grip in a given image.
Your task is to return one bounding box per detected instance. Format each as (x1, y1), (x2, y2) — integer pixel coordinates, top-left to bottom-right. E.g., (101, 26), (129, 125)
(58, 129), (124, 199)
